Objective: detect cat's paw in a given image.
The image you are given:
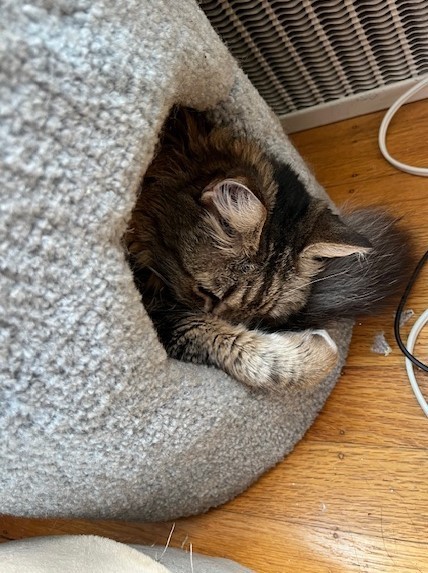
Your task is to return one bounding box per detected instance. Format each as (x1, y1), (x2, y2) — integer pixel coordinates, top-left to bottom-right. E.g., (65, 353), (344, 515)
(230, 328), (338, 392)
(291, 329), (339, 386)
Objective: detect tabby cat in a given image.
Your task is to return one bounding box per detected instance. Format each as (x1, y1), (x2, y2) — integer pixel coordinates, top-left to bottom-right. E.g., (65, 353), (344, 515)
(125, 107), (410, 391)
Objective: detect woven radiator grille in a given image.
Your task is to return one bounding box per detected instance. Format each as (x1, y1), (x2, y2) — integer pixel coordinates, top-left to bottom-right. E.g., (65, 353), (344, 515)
(199, 0), (428, 115)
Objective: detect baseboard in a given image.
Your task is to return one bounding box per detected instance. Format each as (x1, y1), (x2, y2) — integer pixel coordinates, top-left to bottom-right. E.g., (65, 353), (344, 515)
(280, 77), (428, 134)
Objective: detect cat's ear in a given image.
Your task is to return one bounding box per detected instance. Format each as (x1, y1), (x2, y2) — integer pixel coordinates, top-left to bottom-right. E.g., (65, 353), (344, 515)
(303, 209), (372, 258)
(201, 179), (267, 254)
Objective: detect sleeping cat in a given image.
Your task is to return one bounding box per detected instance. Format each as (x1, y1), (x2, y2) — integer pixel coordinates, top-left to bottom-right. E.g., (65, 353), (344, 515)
(125, 107), (410, 391)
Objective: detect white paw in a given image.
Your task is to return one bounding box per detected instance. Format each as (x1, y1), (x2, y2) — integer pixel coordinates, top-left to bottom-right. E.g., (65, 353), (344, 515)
(229, 329), (338, 391)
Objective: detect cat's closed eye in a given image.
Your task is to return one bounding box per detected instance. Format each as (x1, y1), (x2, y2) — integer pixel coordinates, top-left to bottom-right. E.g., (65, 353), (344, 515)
(193, 285), (221, 312)
(196, 285), (219, 301)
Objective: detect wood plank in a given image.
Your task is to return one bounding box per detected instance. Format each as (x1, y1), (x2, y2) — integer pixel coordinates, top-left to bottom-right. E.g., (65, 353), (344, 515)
(225, 442), (428, 542)
(2, 510), (427, 573)
(312, 366), (428, 448)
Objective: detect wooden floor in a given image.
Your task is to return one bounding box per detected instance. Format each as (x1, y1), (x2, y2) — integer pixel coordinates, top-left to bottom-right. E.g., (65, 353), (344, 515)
(2, 102), (427, 572)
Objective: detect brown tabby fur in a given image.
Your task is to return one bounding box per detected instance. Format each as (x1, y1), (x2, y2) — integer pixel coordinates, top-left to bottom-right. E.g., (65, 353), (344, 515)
(124, 107), (409, 392)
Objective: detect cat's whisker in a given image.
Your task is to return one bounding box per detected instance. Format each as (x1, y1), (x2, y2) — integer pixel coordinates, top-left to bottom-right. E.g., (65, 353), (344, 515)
(147, 266), (174, 289)
(156, 522), (175, 563)
(282, 268), (352, 298)
(189, 543), (194, 573)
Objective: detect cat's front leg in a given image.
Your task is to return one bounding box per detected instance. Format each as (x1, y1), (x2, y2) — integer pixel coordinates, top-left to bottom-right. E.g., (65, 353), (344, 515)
(228, 327), (339, 391)
(152, 308), (338, 392)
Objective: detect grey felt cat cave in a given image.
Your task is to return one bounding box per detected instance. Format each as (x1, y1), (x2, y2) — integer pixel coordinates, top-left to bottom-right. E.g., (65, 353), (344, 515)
(0, 0), (352, 520)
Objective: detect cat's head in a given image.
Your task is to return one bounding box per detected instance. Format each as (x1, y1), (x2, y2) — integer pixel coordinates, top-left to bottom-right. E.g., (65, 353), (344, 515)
(146, 159), (371, 326)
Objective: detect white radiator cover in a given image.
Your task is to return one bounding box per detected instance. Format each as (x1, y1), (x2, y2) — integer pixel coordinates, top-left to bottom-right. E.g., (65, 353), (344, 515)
(200, 0), (428, 131)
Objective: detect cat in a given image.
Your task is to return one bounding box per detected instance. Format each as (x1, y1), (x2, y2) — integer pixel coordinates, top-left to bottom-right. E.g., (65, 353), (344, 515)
(124, 107), (411, 392)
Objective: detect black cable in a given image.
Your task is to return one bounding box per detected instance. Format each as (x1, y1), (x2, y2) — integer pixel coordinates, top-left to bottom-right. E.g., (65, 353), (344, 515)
(394, 250), (428, 372)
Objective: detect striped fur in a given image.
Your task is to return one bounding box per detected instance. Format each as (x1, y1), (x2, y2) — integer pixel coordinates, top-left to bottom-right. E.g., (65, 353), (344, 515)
(124, 108), (409, 392)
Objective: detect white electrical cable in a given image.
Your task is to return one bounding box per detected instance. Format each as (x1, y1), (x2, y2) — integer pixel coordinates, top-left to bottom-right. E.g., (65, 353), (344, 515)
(405, 310), (428, 417)
(378, 76), (428, 177)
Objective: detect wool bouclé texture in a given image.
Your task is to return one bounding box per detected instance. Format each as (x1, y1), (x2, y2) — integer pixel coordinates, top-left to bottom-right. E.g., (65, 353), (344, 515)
(0, 0), (352, 520)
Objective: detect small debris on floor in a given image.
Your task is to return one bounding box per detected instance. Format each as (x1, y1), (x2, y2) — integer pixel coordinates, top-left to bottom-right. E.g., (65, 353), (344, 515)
(371, 331), (392, 356)
(398, 308), (415, 327)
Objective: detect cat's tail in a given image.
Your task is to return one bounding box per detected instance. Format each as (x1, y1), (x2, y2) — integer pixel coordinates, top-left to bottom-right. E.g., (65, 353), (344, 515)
(288, 209), (414, 329)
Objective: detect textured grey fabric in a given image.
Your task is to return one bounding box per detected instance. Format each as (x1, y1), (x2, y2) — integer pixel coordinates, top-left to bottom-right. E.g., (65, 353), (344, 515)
(0, 0), (352, 521)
